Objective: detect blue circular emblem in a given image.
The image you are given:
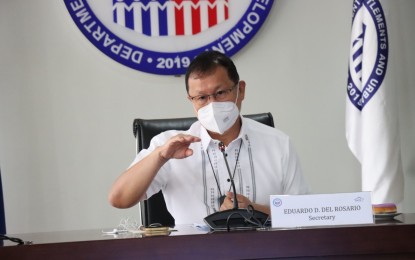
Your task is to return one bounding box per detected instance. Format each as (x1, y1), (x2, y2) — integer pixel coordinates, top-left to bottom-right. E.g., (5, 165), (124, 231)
(272, 198), (282, 207)
(64, 0), (274, 75)
(347, 0), (388, 110)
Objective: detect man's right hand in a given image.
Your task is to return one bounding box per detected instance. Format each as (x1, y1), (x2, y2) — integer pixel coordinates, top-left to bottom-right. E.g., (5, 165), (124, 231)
(158, 134), (201, 160)
(109, 134), (200, 209)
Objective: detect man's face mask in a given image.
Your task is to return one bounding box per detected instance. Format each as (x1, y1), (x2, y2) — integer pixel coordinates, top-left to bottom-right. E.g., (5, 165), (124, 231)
(197, 86), (240, 134)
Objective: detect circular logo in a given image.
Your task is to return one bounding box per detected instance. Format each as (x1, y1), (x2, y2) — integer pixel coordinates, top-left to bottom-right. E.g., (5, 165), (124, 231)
(347, 0), (388, 110)
(272, 198), (282, 207)
(64, 0), (274, 75)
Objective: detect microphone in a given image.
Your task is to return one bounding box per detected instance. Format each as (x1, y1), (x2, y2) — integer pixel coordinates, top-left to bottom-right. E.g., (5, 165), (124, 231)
(218, 142), (238, 210)
(203, 142), (269, 231)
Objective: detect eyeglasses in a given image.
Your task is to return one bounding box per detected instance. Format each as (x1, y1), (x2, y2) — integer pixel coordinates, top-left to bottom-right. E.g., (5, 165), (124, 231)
(188, 83), (238, 106)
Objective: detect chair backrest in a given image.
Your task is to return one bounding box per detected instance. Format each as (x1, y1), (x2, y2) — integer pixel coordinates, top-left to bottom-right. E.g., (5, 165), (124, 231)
(0, 169), (6, 235)
(133, 113), (274, 227)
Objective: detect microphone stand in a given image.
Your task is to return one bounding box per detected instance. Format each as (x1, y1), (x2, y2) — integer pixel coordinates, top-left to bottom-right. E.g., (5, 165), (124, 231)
(220, 142), (239, 211)
(203, 142), (269, 231)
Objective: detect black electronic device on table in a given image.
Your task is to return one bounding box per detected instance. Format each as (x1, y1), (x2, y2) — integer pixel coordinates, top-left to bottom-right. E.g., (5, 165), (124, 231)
(204, 142), (269, 231)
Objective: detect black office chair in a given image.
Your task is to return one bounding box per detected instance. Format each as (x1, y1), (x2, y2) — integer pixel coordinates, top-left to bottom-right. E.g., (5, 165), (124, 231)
(133, 113), (274, 227)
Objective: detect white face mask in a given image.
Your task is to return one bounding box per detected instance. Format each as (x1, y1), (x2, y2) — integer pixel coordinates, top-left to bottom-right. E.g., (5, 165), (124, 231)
(197, 101), (240, 134)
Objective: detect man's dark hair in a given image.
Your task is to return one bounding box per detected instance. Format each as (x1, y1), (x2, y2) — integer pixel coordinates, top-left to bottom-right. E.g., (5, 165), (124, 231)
(185, 51), (240, 93)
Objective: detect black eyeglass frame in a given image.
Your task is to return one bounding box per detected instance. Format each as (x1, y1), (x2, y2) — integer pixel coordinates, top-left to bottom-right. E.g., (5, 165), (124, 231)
(187, 82), (239, 105)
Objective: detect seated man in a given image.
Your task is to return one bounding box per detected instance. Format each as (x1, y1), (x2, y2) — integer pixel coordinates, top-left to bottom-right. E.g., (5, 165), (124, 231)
(109, 51), (309, 225)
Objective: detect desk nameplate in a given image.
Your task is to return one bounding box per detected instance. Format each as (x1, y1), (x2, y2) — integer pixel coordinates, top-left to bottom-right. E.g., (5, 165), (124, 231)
(270, 192), (373, 228)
